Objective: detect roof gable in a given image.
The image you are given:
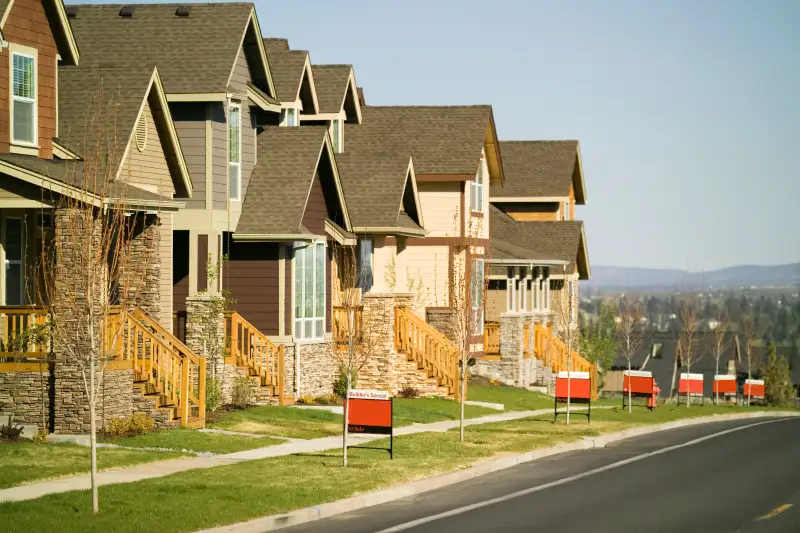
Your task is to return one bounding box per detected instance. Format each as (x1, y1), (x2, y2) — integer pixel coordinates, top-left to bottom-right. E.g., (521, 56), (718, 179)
(311, 64), (361, 121)
(1, 0), (80, 64)
(492, 140), (586, 203)
(263, 38), (319, 113)
(66, 3), (274, 97)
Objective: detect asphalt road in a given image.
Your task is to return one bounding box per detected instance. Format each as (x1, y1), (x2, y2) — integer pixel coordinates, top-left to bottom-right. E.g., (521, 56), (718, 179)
(282, 417), (800, 533)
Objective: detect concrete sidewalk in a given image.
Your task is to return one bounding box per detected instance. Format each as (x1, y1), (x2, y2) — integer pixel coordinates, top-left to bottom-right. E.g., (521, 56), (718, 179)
(0, 406), (581, 503)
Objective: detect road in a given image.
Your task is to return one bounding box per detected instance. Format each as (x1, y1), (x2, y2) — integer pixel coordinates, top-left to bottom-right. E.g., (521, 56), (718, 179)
(282, 417), (800, 533)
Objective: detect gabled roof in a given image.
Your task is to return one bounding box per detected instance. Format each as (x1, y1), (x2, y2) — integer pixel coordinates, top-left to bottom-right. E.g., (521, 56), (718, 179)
(57, 63), (191, 198)
(236, 127), (350, 239)
(335, 151), (424, 236)
(348, 106), (504, 185)
(310, 64), (361, 122)
(489, 206), (590, 279)
(491, 141), (586, 203)
(66, 3), (275, 97)
(1, 0), (80, 64)
(262, 38), (318, 113)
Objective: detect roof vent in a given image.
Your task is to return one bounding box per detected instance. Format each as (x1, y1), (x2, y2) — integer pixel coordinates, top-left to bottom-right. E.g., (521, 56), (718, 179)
(118, 5), (135, 17)
(175, 6), (191, 17)
(65, 6), (78, 18)
(135, 114), (148, 152)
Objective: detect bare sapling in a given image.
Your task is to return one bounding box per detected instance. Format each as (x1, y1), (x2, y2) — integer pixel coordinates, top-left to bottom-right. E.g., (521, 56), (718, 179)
(740, 314), (759, 405)
(616, 297), (646, 413)
(677, 299), (703, 407)
(710, 312), (731, 404)
(553, 265), (580, 424)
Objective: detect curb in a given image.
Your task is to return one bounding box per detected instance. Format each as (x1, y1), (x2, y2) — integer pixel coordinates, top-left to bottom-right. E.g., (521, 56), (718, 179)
(194, 411), (800, 533)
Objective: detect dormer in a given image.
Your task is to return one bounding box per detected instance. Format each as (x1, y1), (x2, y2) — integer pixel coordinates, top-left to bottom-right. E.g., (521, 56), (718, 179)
(0, 0), (79, 159)
(490, 140), (586, 222)
(262, 38), (319, 128)
(302, 64), (362, 153)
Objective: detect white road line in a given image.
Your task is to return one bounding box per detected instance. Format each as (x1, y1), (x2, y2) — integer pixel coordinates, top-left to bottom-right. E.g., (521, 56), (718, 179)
(375, 418), (795, 533)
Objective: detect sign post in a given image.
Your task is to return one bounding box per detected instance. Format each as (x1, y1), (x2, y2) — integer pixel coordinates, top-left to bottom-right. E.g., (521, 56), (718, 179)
(554, 371), (592, 422)
(345, 389), (394, 458)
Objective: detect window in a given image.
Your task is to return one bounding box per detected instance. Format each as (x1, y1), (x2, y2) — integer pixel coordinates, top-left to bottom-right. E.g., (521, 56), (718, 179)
(4, 218), (24, 306)
(470, 161), (484, 212)
(228, 104), (241, 201)
(282, 108), (297, 127)
(471, 259), (485, 333)
(12, 53), (36, 145)
(294, 242), (326, 341)
(564, 199), (570, 221)
(357, 238), (373, 292)
(331, 119), (342, 153)
(568, 280), (577, 326)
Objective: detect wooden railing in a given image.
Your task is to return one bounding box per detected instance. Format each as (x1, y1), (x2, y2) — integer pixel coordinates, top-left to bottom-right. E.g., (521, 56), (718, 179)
(226, 312), (288, 405)
(484, 322), (500, 355)
(395, 306), (459, 398)
(533, 323), (598, 398)
(0, 307), (50, 359)
(332, 305), (363, 350)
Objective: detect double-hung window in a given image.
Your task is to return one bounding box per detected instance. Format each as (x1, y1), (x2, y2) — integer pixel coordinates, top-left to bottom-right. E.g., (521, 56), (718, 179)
(282, 108), (298, 127)
(294, 242), (326, 341)
(471, 259), (485, 333)
(12, 53), (36, 145)
(470, 161), (484, 212)
(568, 280), (577, 326)
(3, 218), (24, 306)
(331, 119), (342, 153)
(357, 237), (373, 292)
(228, 103), (241, 201)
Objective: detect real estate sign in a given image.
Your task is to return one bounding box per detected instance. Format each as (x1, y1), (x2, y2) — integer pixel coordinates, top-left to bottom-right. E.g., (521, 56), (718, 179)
(346, 389), (394, 458)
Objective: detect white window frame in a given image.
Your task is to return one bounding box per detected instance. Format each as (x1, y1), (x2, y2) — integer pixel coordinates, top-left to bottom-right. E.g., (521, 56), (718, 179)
(282, 108), (298, 127)
(564, 199), (570, 221)
(2, 217), (25, 306)
(331, 118), (342, 153)
(293, 241), (326, 342)
(357, 237), (373, 292)
(11, 52), (37, 147)
(470, 161), (484, 212)
(228, 102), (242, 202)
(471, 258), (485, 334)
(568, 279), (577, 326)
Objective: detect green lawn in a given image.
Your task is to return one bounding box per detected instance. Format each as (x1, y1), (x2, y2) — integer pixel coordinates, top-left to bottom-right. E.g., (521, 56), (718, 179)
(0, 442), (186, 489)
(99, 429), (284, 454)
(207, 405), (344, 439)
(466, 383), (554, 411)
(392, 397), (497, 426)
(4, 404), (789, 533)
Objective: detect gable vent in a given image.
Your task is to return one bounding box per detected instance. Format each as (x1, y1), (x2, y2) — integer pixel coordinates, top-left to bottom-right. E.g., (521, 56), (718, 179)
(119, 5), (135, 17)
(135, 114), (148, 152)
(175, 6), (191, 17)
(65, 6), (78, 18)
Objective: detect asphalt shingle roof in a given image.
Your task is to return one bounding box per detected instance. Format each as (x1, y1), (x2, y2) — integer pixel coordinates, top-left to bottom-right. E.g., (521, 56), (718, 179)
(237, 127), (328, 236)
(66, 3), (259, 94)
(263, 38), (309, 103)
(347, 106), (490, 175)
(492, 141), (578, 198)
(311, 64), (352, 114)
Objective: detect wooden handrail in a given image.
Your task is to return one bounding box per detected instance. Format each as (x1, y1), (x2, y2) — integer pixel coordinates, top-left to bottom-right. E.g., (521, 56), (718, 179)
(132, 308), (201, 366)
(484, 322), (500, 355)
(227, 312), (283, 397)
(0, 307), (51, 359)
(394, 306), (459, 398)
(532, 323), (598, 398)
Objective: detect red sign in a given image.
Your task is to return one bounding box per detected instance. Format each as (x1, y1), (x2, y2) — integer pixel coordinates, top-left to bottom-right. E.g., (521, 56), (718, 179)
(555, 375), (591, 400)
(678, 373), (704, 395)
(347, 390), (393, 435)
(743, 380), (765, 399)
(713, 376), (736, 394)
(623, 373), (655, 395)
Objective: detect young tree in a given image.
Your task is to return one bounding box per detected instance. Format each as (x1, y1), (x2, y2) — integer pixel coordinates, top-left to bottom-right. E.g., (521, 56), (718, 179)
(579, 301), (619, 389)
(553, 265), (580, 424)
(676, 299), (703, 407)
(616, 297), (646, 413)
(710, 312), (731, 404)
(332, 242), (391, 466)
(740, 314), (760, 405)
(763, 342), (794, 406)
(40, 89), (154, 513)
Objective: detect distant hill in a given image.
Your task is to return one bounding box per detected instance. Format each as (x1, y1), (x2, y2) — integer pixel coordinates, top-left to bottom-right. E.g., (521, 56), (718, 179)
(586, 263), (800, 290)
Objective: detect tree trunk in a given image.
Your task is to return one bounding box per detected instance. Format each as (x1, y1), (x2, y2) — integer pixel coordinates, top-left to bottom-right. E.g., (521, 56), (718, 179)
(686, 361), (690, 408)
(715, 355), (720, 404)
(627, 359), (632, 414)
(459, 370), (467, 442)
(566, 341), (571, 425)
(343, 372), (351, 467)
(669, 352), (678, 402)
(89, 362), (99, 513)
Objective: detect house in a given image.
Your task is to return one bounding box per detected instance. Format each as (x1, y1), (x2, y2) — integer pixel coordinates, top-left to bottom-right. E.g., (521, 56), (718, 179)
(0, 0), (200, 432)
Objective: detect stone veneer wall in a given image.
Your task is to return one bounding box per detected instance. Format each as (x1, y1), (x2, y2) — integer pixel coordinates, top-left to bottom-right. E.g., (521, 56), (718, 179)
(426, 308), (457, 344)
(295, 340), (337, 398)
(472, 313), (544, 389)
(0, 369), (51, 426)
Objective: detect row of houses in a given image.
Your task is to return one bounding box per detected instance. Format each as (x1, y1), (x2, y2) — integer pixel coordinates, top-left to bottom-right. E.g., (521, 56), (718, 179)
(0, 0), (593, 433)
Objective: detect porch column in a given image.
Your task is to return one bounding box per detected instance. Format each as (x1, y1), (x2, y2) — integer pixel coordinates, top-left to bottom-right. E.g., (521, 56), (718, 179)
(521, 267), (528, 312)
(119, 213), (162, 319)
(505, 267), (513, 313)
(394, 237), (408, 293)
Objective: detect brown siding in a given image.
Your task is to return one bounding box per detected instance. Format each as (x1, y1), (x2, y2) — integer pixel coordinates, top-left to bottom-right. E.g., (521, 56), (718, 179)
(302, 173), (327, 235)
(496, 202), (560, 222)
(170, 102), (207, 209)
(197, 234), (208, 292)
(227, 242), (280, 335)
(211, 103), (228, 209)
(284, 244), (292, 334)
(0, 0), (59, 158)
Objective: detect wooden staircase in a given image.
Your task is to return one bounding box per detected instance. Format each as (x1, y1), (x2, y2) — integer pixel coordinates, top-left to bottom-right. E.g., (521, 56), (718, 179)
(226, 312), (292, 406)
(394, 306), (460, 399)
(531, 323), (598, 398)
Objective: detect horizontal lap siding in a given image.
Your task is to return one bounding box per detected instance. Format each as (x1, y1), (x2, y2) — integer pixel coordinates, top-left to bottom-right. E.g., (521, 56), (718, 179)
(226, 242), (280, 335)
(404, 245), (450, 314)
(119, 99), (174, 196)
(1, 0), (58, 157)
(417, 182), (460, 237)
(211, 103), (228, 209)
(170, 103), (207, 209)
(302, 174), (326, 235)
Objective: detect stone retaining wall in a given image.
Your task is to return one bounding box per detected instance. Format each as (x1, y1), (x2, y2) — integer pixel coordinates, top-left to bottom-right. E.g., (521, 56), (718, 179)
(0, 368), (50, 426)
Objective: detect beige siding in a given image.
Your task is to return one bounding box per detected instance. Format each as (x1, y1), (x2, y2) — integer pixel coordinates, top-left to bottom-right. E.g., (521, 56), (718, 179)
(417, 182), (460, 237)
(405, 245), (450, 315)
(486, 286), (506, 322)
(465, 150), (489, 239)
(170, 103), (207, 210)
(119, 99), (175, 197)
(159, 213), (173, 331)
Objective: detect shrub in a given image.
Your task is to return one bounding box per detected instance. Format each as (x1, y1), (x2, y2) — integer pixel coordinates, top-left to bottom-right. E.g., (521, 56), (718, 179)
(107, 413), (155, 436)
(314, 394), (341, 406)
(205, 377), (222, 413)
(333, 365), (357, 399)
(296, 394), (315, 405)
(33, 429), (48, 444)
(0, 420), (23, 441)
(231, 375), (253, 408)
(398, 386), (419, 399)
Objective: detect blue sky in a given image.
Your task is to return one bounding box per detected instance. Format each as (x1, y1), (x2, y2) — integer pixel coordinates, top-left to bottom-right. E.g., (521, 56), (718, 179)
(84, 0), (800, 271)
